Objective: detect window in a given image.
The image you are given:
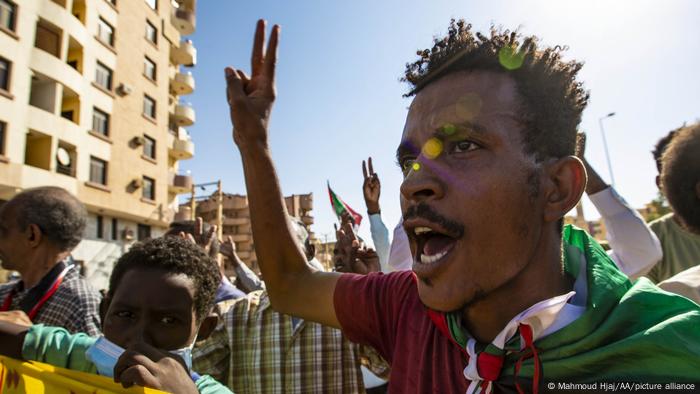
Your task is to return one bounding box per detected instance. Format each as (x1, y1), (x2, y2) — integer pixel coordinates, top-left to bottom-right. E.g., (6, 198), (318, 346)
(143, 135), (155, 159)
(144, 57), (156, 81)
(142, 176), (155, 200)
(145, 0), (156, 10)
(0, 0), (16, 33)
(145, 20), (157, 44)
(89, 156), (107, 185)
(0, 121), (6, 155)
(143, 95), (155, 119)
(92, 107), (110, 136)
(97, 18), (114, 46)
(137, 224), (151, 241)
(60, 110), (74, 121)
(95, 61), (112, 91)
(96, 215), (104, 239)
(111, 218), (118, 240)
(0, 57), (10, 91)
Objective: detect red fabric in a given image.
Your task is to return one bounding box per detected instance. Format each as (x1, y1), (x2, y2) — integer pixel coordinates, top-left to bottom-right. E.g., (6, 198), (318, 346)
(477, 352), (504, 382)
(334, 270), (469, 393)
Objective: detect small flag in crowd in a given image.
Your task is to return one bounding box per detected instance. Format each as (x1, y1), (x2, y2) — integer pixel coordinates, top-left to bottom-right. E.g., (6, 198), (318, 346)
(327, 182), (362, 228)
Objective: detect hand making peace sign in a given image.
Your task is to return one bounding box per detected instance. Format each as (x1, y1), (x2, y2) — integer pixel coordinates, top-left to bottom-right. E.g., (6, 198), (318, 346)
(225, 19), (280, 147)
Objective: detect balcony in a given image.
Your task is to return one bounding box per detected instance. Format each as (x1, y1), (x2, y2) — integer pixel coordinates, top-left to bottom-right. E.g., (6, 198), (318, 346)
(170, 72), (194, 95)
(301, 214), (314, 226)
(172, 103), (195, 126)
(171, 40), (197, 66)
(168, 130), (194, 160)
(299, 194), (313, 210)
(169, 172), (193, 194)
(231, 234), (252, 243)
(223, 217), (248, 226)
(171, 8), (195, 35)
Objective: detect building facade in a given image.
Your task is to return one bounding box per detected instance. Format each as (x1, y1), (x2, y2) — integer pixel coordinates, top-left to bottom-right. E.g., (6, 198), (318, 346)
(0, 0), (197, 290)
(178, 192), (315, 276)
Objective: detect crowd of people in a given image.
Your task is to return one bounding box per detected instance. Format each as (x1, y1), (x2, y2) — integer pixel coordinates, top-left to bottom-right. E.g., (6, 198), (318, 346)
(1, 17), (700, 393)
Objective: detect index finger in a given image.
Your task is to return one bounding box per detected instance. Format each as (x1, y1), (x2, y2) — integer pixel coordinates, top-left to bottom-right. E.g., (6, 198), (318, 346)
(362, 160), (368, 180)
(251, 19), (266, 76)
(264, 24), (280, 86)
(195, 217), (203, 237)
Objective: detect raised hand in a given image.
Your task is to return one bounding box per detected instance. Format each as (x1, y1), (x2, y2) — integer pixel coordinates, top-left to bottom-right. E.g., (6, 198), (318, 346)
(179, 217), (217, 260)
(333, 222), (380, 275)
(225, 19), (280, 147)
(219, 235), (244, 268)
(362, 157), (381, 214)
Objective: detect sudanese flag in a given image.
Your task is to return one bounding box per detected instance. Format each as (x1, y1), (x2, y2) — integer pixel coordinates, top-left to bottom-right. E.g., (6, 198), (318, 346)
(327, 182), (362, 227)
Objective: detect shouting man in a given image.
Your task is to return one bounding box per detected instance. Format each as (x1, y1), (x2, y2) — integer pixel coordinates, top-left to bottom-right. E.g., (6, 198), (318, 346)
(223, 19), (700, 392)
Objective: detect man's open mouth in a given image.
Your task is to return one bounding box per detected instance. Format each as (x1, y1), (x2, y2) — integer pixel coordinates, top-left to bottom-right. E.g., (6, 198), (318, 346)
(407, 224), (459, 267)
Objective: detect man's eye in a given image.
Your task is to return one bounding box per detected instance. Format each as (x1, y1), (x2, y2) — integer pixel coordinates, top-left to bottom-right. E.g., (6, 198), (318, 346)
(161, 316), (178, 325)
(451, 140), (480, 153)
(115, 311), (134, 319)
(400, 158), (416, 173)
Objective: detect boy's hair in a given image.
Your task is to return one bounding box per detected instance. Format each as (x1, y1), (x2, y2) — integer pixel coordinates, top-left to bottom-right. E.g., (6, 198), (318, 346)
(661, 123), (700, 233)
(107, 237), (220, 321)
(402, 19), (589, 162)
(652, 128), (679, 174)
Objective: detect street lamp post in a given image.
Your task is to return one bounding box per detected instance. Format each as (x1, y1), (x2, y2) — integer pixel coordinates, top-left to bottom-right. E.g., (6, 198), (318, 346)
(598, 112), (616, 187)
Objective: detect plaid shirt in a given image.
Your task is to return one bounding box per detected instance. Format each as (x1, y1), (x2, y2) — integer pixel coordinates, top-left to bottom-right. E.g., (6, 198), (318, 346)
(0, 264), (102, 336)
(193, 290), (389, 393)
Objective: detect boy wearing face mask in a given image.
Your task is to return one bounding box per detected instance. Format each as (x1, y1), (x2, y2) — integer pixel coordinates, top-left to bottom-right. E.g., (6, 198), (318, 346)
(0, 236), (232, 394)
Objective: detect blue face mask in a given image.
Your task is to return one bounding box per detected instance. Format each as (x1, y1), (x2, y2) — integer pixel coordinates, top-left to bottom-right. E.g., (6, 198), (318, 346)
(85, 336), (125, 377)
(86, 336), (196, 377)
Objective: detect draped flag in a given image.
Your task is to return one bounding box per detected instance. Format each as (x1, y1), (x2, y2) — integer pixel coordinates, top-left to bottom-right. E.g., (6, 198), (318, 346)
(327, 182), (362, 227)
(0, 356), (165, 394)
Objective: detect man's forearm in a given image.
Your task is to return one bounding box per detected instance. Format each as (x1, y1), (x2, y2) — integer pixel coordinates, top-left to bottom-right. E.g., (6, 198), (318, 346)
(239, 142), (310, 295)
(0, 322), (29, 359)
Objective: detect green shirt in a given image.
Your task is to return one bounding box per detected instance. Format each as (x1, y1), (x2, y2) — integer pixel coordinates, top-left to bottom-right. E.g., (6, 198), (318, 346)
(22, 325), (233, 394)
(647, 213), (700, 282)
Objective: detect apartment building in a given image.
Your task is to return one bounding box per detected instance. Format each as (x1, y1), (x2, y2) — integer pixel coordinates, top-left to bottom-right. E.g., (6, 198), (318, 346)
(177, 193), (315, 275)
(0, 0), (197, 290)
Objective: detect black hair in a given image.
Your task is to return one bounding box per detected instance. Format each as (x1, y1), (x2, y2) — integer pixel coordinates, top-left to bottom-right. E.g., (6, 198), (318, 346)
(661, 123), (700, 234)
(108, 237), (220, 321)
(402, 19), (589, 162)
(7, 186), (86, 251)
(652, 128), (679, 174)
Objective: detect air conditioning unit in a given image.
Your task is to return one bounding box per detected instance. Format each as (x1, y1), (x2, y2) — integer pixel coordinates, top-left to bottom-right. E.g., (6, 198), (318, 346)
(130, 178), (143, 189)
(116, 83), (133, 96)
(132, 136), (145, 146)
(122, 228), (134, 241)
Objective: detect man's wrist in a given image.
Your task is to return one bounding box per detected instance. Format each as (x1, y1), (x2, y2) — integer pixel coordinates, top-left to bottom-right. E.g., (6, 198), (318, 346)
(366, 204), (380, 215)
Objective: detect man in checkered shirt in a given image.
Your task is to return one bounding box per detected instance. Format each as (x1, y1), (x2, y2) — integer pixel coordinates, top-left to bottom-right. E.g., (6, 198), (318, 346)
(0, 187), (101, 336)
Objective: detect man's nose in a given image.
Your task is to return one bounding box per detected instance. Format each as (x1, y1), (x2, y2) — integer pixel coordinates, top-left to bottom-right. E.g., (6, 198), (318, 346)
(126, 320), (156, 349)
(400, 156), (445, 203)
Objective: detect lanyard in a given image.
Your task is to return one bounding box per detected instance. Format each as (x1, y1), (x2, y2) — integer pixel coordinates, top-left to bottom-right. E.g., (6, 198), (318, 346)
(1, 264), (73, 320)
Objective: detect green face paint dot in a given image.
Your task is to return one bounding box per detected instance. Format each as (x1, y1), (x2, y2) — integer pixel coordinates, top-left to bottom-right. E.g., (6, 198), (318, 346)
(412, 162), (421, 171)
(498, 46), (525, 71)
(442, 124), (456, 135)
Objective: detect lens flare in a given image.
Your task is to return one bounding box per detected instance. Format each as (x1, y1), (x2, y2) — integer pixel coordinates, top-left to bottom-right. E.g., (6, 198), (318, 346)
(498, 46), (525, 70)
(412, 162), (421, 172)
(455, 93), (483, 121)
(442, 123), (456, 135)
(422, 138), (443, 159)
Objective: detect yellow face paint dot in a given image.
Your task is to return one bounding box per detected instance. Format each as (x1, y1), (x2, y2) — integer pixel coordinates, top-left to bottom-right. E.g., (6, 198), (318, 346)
(411, 162), (421, 172)
(422, 138), (443, 159)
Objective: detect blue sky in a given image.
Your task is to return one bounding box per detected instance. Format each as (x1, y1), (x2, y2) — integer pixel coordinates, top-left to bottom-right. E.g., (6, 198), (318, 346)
(181, 0), (700, 245)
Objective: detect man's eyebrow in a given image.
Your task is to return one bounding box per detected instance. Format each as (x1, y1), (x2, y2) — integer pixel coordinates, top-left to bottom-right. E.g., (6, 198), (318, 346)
(395, 141), (417, 166)
(435, 121), (488, 138)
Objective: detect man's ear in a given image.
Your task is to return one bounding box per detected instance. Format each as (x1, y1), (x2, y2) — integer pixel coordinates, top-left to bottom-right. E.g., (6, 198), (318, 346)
(26, 224), (42, 247)
(195, 313), (219, 341)
(542, 156), (586, 223)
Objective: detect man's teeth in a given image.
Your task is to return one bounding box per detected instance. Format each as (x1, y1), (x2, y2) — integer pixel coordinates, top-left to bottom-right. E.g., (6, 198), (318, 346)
(420, 249), (448, 264)
(414, 226), (433, 235)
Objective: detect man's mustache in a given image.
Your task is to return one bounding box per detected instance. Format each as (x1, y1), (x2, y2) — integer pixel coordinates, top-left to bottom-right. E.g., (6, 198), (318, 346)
(403, 203), (465, 239)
